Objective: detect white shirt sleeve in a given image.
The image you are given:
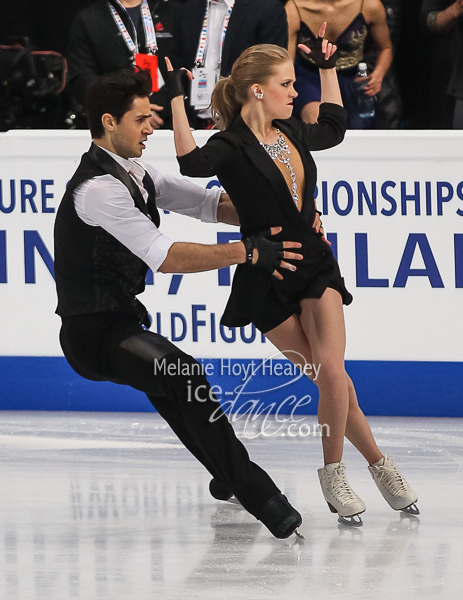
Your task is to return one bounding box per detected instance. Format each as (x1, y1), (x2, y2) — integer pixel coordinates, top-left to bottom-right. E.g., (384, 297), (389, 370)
(74, 175), (174, 273)
(142, 162), (221, 223)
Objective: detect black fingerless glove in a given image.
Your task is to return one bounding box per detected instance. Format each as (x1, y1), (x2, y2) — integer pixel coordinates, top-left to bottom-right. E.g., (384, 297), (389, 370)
(167, 69), (190, 99)
(242, 229), (284, 273)
(299, 36), (338, 70)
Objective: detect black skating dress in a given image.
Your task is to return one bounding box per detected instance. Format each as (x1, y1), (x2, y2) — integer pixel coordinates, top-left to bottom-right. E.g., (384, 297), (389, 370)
(177, 102), (353, 333)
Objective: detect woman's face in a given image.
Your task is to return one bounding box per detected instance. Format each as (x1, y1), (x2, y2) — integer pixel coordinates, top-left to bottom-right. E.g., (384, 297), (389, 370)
(255, 60), (298, 120)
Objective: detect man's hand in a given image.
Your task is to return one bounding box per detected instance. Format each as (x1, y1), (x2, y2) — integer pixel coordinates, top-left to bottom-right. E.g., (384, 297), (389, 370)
(150, 104), (164, 129)
(242, 226), (302, 281)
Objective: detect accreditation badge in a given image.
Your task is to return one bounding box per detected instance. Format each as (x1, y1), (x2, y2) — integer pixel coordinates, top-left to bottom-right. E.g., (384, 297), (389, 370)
(191, 67), (219, 109)
(135, 53), (159, 92)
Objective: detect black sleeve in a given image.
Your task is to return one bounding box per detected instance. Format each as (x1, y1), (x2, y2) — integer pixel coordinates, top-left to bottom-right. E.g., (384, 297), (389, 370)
(171, 1), (190, 70)
(177, 135), (231, 178)
(296, 103), (347, 151)
(256, 0), (288, 48)
(67, 15), (100, 106)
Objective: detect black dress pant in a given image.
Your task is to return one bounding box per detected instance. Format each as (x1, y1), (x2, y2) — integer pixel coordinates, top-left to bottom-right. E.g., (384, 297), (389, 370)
(59, 311), (280, 518)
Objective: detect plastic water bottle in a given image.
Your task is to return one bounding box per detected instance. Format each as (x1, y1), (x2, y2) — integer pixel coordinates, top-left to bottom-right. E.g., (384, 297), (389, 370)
(356, 62), (375, 118)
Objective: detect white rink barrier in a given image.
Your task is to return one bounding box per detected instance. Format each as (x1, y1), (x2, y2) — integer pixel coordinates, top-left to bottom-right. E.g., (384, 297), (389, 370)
(0, 129), (462, 416)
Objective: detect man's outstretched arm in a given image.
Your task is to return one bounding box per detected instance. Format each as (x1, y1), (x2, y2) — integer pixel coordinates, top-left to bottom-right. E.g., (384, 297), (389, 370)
(76, 178), (299, 280)
(158, 240), (246, 273)
(158, 226), (302, 281)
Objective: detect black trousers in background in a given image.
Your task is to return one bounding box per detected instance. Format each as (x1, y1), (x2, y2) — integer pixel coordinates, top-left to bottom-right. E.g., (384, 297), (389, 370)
(59, 311), (280, 518)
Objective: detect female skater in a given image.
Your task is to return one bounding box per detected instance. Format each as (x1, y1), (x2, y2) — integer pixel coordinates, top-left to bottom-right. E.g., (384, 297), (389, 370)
(166, 26), (418, 526)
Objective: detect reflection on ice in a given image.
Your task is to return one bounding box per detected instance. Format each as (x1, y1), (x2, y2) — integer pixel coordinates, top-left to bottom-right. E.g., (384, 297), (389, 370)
(0, 412), (462, 599)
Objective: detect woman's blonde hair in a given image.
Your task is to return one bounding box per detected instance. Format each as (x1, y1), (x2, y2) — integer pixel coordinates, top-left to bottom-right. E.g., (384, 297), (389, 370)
(211, 44), (292, 130)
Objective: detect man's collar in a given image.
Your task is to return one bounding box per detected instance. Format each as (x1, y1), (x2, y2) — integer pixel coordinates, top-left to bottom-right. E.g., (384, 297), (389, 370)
(97, 145), (145, 178)
(98, 146), (132, 172)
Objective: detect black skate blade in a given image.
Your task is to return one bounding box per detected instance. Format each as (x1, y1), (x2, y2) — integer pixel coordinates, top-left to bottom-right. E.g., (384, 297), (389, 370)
(294, 527), (305, 540)
(338, 514), (363, 527)
(400, 502), (420, 516)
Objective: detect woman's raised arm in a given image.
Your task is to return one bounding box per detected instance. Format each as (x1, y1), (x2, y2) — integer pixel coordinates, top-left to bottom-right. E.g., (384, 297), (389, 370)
(165, 58), (197, 157)
(166, 57), (226, 178)
(298, 22), (343, 108)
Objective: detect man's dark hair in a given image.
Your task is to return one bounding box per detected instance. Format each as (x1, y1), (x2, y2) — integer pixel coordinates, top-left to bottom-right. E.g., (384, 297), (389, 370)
(85, 69), (152, 138)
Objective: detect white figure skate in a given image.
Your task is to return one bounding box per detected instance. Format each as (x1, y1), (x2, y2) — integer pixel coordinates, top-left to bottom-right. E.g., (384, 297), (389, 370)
(318, 462), (366, 526)
(368, 454), (419, 515)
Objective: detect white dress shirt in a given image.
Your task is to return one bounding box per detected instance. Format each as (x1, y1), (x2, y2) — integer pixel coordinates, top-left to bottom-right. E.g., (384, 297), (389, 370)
(74, 147), (221, 273)
(198, 0), (233, 120)
(203, 0), (233, 70)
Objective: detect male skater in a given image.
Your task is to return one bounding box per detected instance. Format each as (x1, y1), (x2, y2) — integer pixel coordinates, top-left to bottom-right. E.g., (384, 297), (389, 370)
(54, 68), (303, 539)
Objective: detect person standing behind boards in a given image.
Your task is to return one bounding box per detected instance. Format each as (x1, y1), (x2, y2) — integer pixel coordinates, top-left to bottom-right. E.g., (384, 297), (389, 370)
(68, 0), (178, 129)
(420, 0), (463, 129)
(172, 0), (288, 128)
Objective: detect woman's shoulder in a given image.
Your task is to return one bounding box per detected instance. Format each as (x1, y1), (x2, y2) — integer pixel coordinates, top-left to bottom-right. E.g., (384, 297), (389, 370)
(206, 127), (244, 150)
(274, 115), (311, 137)
(275, 115), (303, 129)
(207, 117), (256, 146)
(277, 104), (347, 131)
(363, 0), (388, 22)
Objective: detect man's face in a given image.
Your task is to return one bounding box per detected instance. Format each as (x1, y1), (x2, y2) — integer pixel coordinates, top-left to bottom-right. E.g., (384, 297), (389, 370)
(109, 96), (153, 159)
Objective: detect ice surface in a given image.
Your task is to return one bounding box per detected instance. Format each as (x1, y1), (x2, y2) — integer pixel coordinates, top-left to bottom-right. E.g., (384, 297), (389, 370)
(0, 412), (462, 599)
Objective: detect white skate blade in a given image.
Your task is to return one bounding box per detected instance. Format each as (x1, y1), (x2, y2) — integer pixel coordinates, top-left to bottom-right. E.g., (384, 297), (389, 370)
(338, 513), (363, 527)
(225, 496), (242, 506)
(399, 502), (420, 516)
(327, 501), (364, 527)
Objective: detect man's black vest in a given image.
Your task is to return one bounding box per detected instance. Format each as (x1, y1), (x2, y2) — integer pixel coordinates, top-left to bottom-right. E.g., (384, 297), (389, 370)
(54, 144), (160, 324)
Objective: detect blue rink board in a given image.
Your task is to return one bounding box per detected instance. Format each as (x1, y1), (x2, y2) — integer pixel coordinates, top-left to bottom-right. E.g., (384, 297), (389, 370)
(0, 357), (462, 417)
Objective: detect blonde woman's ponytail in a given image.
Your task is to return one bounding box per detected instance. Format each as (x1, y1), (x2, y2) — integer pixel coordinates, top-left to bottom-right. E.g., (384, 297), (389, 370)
(210, 44), (292, 130)
(211, 77), (241, 130)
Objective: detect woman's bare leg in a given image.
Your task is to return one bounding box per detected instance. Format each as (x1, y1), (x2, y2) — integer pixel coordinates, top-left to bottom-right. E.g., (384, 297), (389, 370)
(344, 374), (383, 465)
(264, 313), (315, 376)
(266, 289), (383, 466)
(298, 290), (349, 464)
(265, 296), (347, 464)
(301, 101), (321, 124)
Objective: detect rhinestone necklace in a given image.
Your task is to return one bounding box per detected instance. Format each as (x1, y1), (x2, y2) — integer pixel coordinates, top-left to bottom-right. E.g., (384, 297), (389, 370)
(259, 129), (299, 206)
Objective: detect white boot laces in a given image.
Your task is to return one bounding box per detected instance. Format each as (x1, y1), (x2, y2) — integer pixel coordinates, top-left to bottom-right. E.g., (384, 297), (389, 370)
(332, 465), (357, 503)
(379, 462), (409, 497)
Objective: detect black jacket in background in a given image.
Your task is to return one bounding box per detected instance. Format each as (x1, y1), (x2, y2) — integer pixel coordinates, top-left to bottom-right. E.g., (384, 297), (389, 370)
(172, 0), (288, 75)
(420, 0), (463, 100)
(68, 0), (179, 107)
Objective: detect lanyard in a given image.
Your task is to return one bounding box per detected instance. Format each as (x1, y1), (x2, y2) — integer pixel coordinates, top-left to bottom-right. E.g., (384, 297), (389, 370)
(108, 0), (158, 59)
(194, 0), (235, 68)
